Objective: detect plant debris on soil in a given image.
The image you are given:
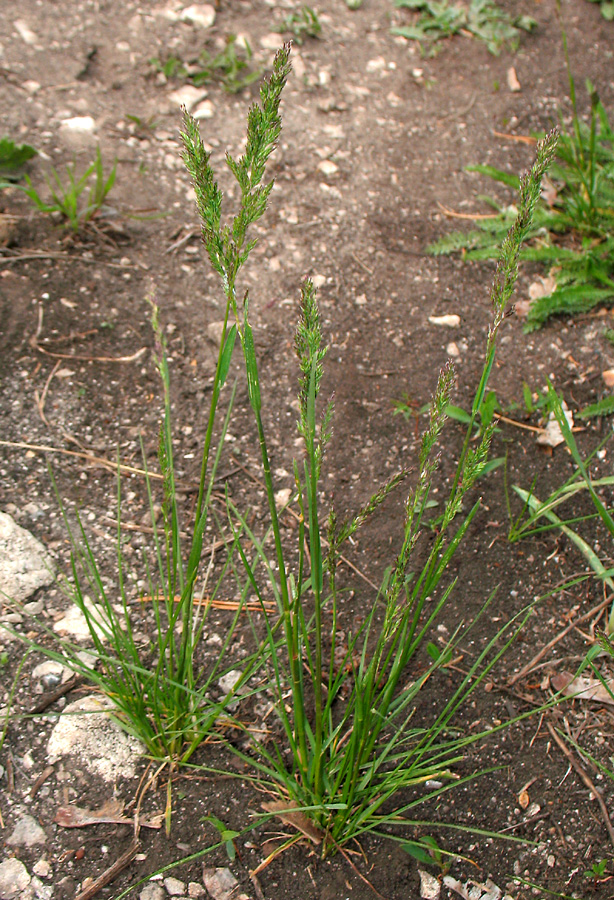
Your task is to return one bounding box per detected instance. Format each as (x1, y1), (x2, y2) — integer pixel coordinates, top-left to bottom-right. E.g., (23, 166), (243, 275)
(1, 2), (614, 900)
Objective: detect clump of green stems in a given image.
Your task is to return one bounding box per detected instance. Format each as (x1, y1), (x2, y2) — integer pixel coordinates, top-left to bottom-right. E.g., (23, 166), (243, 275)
(6, 146), (117, 233)
(182, 41), (558, 855)
(508, 382), (614, 633)
(391, 0), (536, 56)
(428, 9), (614, 330)
(152, 35), (262, 94)
(277, 6), (322, 44)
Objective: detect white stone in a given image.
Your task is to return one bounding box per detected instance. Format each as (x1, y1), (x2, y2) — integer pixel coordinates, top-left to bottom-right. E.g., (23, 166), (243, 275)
(53, 598), (110, 642)
(23, 80), (41, 94)
(0, 858), (30, 897)
(202, 868), (245, 900)
(164, 876), (186, 896)
(7, 814), (47, 848)
(47, 695), (144, 781)
(168, 85), (209, 112)
(32, 859), (51, 878)
(274, 488), (292, 510)
(218, 670), (242, 695)
(60, 116), (96, 134)
(193, 100), (214, 120)
(14, 20), (37, 45)
(366, 56), (386, 73)
(260, 32), (284, 50)
(317, 160), (338, 176)
(180, 4), (216, 29)
(0, 512), (55, 603)
(139, 884), (165, 900)
(188, 884), (205, 898)
(446, 341), (460, 358)
(419, 868), (441, 899)
(428, 314), (460, 328)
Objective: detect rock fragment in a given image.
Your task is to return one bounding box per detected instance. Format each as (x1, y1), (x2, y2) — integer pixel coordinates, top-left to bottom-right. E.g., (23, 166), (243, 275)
(7, 814), (47, 848)
(0, 858), (31, 898)
(0, 512), (55, 603)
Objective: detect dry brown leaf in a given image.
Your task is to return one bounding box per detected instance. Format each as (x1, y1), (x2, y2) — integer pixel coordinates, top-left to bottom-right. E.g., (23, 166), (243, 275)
(518, 789), (530, 809)
(55, 801), (163, 830)
(602, 369), (614, 388)
(551, 671), (614, 705)
(528, 274), (557, 301)
(261, 800), (324, 844)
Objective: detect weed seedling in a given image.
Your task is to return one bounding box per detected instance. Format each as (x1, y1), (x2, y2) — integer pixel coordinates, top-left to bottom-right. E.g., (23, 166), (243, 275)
(0, 137), (37, 183)
(14, 146), (117, 233)
(587, 0), (614, 21)
(391, 0), (536, 56)
(429, 8), (614, 329)
(153, 36), (262, 94)
(277, 6), (322, 44)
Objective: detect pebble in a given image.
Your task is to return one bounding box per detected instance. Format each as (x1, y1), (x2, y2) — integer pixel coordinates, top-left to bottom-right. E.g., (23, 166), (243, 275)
(59, 117), (97, 149)
(47, 695), (144, 782)
(180, 4), (216, 29)
(139, 884), (166, 900)
(188, 884), (205, 898)
(164, 877), (186, 896)
(260, 32), (284, 50)
(32, 660), (65, 689)
(53, 598), (109, 642)
(193, 100), (214, 120)
(206, 321), (226, 347)
(0, 512), (56, 603)
(446, 341), (460, 358)
(7, 815), (47, 848)
(14, 19), (37, 45)
(168, 85), (209, 112)
(202, 868), (249, 900)
(218, 670), (242, 694)
(419, 868), (440, 899)
(32, 859), (51, 879)
(317, 160), (338, 176)
(428, 314), (460, 327)
(0, 858), (30, 897)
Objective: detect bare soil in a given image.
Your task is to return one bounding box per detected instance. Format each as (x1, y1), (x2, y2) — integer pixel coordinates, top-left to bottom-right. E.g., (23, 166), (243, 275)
(1, 1), (614, 899)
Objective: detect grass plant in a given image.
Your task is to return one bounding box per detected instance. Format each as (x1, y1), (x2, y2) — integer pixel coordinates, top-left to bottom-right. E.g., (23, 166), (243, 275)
(391, 0), (536, 56)
(276, 6), (322, 44)
(428, 22), (614, 330)
(508, 383), (614, 631)
(7, 146), (117, 233)
(152, 35), (262, 95)
(180, 41), (558, 855)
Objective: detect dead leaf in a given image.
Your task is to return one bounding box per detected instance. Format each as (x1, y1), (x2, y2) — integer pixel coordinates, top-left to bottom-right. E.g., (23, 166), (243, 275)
(55, 801), (163, 830)
(261, 800), (324, 844)
(602, 369), (614, 388)
(551, 671), (614, 705)
(518, 789), (530, 809)
(507, 67), (521, 92)
(528, 274), (557, 301)
(536, 401), (573, 449)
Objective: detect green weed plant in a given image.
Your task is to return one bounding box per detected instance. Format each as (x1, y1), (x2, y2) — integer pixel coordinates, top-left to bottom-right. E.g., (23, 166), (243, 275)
(277, 6), (322, 44)
(10, 146), (117, 233)
(428, 32), (614, 330)
(0, 137), (37, 183)
(509, 383), (614, 631)
(391, 0), (536, 56)
(152, 35), (262, 95)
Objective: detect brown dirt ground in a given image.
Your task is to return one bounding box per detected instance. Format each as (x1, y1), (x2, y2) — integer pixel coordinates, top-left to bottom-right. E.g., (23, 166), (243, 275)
(1, 1), (614, 898)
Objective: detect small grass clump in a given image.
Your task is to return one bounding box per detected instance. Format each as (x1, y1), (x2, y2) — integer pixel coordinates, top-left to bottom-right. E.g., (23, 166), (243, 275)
(181, 44), (556, 857)
(391, 0), (536, 56)
(276, 6), (322, 44)
(428, 22), (614, 330)
(152, 35), (262, 95)
(6, 146), (117, 233)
